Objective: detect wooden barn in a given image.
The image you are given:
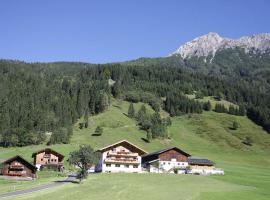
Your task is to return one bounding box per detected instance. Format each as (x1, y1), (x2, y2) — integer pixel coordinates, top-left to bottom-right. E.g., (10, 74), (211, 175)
(32, 148), (64, 171)
(1, 155), (37, 179)
(142, 147), (191, 173)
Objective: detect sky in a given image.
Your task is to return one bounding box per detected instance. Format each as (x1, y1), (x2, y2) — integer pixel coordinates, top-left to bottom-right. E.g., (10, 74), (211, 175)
(0, 0), (270, 63)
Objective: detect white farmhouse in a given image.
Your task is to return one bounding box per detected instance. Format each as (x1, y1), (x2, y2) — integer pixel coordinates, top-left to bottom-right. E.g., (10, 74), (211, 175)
(95, 140), (147, 173)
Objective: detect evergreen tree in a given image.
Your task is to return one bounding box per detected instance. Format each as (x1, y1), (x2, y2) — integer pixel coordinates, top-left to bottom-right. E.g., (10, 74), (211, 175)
(128, 103), (135, 118)
(203, 101), (211, 111)
(238, 105), (246, 116)
(146, 131), (152, 142)
(84, 109), (89, 128)
(232, 121), (239, 130)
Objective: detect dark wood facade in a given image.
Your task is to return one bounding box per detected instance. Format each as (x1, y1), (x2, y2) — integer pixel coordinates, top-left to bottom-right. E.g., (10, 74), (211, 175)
(159, 149), (189, 162)
(142, 147), (191, 164)
(1, 155), (37, 178)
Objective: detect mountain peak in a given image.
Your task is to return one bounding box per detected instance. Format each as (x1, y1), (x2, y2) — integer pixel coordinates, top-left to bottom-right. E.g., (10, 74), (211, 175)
(171, 33), (270, 60)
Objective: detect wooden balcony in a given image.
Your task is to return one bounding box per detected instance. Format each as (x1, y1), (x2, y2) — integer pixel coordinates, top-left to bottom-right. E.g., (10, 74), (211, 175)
(8, 171), (25, 176)
(104, 158), (140, 165)
(9, 165), (24, 169)
(42, 161), (64, 166)
(107, 151), (138, 157)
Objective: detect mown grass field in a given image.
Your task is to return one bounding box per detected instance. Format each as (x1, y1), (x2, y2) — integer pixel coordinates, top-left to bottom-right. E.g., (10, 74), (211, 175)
(0, 171), (64, 195)
(0, 98), (270, 199)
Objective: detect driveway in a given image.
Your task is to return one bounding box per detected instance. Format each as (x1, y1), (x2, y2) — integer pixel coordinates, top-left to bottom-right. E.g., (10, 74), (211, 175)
(0, 174), (77, 199)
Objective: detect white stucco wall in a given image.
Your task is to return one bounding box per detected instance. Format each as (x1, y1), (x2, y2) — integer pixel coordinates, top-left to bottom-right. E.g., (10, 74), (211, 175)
(159, 159), (188, 172)
(99, 147), (143, 173)
(147, 159), (188, 173)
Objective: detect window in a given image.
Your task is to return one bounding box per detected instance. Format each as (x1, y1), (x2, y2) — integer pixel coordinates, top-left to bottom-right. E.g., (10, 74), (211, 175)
(115, 164), (120, 167)
(178, 163), (180, 165)
(133, 165), (138, 168)
(124, 165), (129, 168)
(163, 162), (166, 165)
(106, 164), (111, 167)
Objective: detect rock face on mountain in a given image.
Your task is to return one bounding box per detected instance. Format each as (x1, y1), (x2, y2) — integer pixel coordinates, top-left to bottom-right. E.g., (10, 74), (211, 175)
(171, 32), (270, 60)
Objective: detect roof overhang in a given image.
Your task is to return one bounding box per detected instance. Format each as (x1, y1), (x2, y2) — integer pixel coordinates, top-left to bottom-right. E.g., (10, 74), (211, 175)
(97, 140), (147, 156)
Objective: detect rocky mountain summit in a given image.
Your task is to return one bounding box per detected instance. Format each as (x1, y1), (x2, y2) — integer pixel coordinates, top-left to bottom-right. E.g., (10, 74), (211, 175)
(171, 32), (270, 60)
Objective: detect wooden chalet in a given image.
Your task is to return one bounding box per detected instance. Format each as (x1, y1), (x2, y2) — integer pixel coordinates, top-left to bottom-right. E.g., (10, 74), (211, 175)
(32, 148), (64, 171)
(1, 155), (37, 178)
(96, 140), (147, 173)
(142, 147), (191, 173)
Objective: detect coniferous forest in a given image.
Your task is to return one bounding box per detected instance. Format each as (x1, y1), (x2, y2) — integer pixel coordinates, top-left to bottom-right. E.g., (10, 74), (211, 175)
(0, 48), (270, 147)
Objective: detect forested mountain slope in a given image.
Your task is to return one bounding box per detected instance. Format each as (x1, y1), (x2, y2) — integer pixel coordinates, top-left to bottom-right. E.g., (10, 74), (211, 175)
(0, 46), (270, 148)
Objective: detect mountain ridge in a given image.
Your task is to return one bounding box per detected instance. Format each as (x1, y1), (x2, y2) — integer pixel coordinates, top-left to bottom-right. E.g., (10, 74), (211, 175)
(171, 32), (270, 61)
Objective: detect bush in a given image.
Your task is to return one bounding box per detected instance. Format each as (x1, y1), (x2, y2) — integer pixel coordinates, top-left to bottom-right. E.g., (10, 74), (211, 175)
(232, 121), (239, 130)
(94, 126), (103, 136)
(242, 136), (253, 146)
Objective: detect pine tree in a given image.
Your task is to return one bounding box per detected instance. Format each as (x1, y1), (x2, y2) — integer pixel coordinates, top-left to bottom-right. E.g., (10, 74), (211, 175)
(128, 103), (135, 118)
(238, 105), (246, 116)
(146, 131), (152, 142)
(203, 101), (211, 111)
(137, 104), (147, 123)
(232, 121), (239, 130)
(84, 109), (89, 128)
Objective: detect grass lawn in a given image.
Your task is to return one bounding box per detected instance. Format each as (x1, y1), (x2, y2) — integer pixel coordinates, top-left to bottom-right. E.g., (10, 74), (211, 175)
(0, 98), (270, 199)
(0, 171), (64, 195)
(6, 173), (251, 200)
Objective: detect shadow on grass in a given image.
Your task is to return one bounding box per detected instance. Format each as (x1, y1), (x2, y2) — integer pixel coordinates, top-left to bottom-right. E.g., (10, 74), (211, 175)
(91, 133), (102, 136)
(141, 137), (150, 143)
(113, 105), (121, 109)
(54, 179), (80, 184)
(122, 113), (129, 117)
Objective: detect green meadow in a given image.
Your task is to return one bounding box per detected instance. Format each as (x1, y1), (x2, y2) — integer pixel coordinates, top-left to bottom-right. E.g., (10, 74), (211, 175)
(1, 98), (270, 199)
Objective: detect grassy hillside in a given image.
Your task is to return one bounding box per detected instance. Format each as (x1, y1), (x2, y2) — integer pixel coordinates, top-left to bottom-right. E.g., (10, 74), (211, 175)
(0, 98), (270, 199)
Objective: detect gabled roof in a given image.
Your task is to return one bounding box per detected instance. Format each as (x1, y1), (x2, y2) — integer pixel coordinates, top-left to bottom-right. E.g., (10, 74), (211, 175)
(188, 157), (214, 166)
(1, 155), (37, 171)
(142, 147), (191, 158)
(97, 140), (147, 156)
(32, 148), (65, 160)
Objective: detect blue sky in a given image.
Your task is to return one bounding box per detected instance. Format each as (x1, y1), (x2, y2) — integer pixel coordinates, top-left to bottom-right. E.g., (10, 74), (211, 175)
(0, 0), (270, 63)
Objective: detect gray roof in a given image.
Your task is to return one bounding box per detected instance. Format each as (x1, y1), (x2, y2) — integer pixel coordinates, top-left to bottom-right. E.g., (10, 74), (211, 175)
(142, 147), (191, 158)
(188, 157), (214, 165)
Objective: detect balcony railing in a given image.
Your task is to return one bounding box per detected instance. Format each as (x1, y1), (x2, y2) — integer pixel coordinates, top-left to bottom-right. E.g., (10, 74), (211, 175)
(107, 151), (138, 157)
(9, 165), (24, 169)
(104, 158), (140, 165)
(43, 161), (64, 166)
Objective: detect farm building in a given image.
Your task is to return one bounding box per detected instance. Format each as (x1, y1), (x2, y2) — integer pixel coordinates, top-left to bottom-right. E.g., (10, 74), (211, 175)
(1, 155), (37, 179)
(32, 148), (64, 171)
(95, 140), (147, 173)
(142, 147), (191, 173)
(187, 157), (224, 175)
